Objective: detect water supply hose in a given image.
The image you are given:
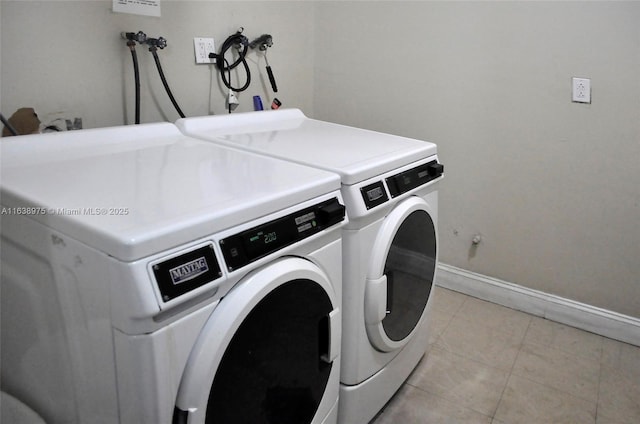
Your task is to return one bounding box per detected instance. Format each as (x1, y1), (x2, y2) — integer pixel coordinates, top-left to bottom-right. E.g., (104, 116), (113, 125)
(148, 38), (186, 119)
(264, 54), (278, 93)
(122, 31), (146, 124)
(128, 42), (141, 124)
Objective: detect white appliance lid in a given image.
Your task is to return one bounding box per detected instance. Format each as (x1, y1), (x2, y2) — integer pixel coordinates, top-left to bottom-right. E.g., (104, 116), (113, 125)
(1, 123), (340, 261)
(176, 109), (438, 185)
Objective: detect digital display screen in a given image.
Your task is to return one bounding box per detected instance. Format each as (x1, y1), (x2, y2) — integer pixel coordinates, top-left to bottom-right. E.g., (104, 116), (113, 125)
(248, 231), (278, 245)
(242, 221), (291, 259)
(221, 198), (345, 271)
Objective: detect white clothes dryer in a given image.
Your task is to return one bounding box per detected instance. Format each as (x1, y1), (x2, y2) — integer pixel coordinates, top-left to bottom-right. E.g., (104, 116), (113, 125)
(0, 123), (347, 424)
(176, 110), (444, 424)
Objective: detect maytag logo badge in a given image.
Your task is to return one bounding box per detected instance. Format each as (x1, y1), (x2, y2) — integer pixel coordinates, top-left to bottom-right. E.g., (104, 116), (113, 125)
(169, 257), (209, 285)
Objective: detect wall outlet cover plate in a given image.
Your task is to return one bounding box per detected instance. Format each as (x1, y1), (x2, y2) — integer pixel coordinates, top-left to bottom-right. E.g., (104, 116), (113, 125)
(572, 77), (591, 103)
(194, 37), (215, 64)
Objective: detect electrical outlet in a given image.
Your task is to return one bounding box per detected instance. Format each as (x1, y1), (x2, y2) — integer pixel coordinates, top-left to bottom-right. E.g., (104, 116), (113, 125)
(572, 77), (591, 103)
(194, 37), (215, 64)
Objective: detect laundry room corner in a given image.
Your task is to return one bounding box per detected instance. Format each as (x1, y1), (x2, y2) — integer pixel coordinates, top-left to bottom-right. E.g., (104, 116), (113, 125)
(312, 1), (640, 333)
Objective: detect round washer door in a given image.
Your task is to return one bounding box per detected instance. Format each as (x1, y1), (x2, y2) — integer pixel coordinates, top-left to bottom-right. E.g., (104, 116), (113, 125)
(364, 196), (437, 352)
(174, 257), (340, 424)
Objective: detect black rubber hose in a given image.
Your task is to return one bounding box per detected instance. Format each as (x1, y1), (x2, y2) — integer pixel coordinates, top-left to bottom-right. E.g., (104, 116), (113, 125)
(151, 48), (186, 119)
(129, 45), (141, 124)
(216, 32), (251, 92)
(266, 65), (278, 93)
(1, 113), (19, 136)
(220, 58), (251, 93)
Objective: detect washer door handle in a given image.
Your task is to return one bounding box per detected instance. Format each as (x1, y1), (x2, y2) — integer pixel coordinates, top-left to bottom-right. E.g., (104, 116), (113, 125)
(365, 275), (387, 325)
(320, 308), (340, 364)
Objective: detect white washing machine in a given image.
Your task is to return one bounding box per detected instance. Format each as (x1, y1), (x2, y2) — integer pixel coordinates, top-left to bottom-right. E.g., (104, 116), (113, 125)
(176, 109), (444, 424)
(0, 123), (347, 424)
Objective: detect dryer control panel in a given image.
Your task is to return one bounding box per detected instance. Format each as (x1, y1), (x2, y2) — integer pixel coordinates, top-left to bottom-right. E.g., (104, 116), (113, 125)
(220, 197), (345, 271)
(386, 160), (444, 198)
(359, 160), (444, 209)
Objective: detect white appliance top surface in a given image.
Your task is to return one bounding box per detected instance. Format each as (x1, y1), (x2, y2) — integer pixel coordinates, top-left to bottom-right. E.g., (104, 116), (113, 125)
(1, 123), (340, 261)
(176, 109), (438, 185)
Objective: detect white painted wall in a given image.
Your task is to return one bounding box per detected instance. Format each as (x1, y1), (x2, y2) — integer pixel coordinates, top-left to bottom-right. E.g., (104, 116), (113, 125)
(0, 0), (3, 117)
(314, 1), (640, 318)
(0, 0), (314, 128)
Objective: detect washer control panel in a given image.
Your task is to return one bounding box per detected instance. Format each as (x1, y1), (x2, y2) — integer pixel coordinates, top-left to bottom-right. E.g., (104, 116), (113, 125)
(220, 197), (346, 271)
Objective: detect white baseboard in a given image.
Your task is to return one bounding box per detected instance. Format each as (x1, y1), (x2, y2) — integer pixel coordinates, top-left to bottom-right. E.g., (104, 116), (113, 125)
(436, 263), (640, 347)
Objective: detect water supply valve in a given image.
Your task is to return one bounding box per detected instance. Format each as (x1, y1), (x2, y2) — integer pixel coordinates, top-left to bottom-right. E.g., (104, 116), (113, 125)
(249, 34), (273, 51)
(249, 34), (278, 93)
(122, 31), (147, 44)
(146, 37), (167, 50)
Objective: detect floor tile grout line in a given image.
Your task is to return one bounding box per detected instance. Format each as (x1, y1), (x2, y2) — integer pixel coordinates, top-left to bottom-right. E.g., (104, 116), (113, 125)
(510, 336), (603, 406)
(407, 348), (511, 419)
(491, 315), (534, 420)
(411, 292), (518, 421)
(433, 305), (534, 420)
(527, 316), (607, 360)
(511, 371), (601, 408)
(517, 337), (604, 365)
(445, 288), (471, 317)
(594, 336), (605, 423)
(430, 295), (533, 373)
(427, 289), (471, 349)
(445, 299), (537, 341)
(401, 382), (494, 422)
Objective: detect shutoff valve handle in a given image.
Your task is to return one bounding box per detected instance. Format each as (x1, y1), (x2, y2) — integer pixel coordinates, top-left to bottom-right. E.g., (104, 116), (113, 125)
(146, 37), (167, 50)
(122, 31), (147, 44)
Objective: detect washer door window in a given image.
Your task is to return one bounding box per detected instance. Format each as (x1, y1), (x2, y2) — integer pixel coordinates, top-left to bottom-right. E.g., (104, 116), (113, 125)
(174, 258), (340, 424)
(365, 197), (437, 352)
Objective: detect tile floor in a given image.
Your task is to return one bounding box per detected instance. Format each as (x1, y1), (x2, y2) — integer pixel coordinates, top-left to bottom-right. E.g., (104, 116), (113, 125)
(371, 287), (640, 424)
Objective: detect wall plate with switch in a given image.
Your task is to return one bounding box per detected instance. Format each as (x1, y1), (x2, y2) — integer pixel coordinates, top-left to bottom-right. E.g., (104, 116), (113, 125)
(194, 37), (216, 64)
(572, 77), (591, 103)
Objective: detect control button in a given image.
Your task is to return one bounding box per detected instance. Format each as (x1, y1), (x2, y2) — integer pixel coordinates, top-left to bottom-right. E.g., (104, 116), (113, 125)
(318, 200), (346, 226)
(428, 162), (444, 177)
